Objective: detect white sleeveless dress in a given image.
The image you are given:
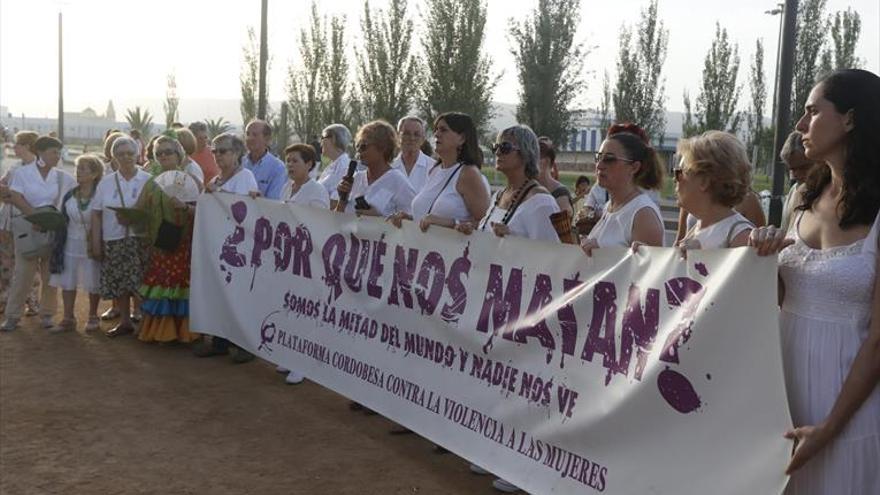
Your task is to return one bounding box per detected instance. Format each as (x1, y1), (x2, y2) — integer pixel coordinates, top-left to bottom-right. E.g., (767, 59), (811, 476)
(681, 211), (753, 249)
(778, 211), (880, 494)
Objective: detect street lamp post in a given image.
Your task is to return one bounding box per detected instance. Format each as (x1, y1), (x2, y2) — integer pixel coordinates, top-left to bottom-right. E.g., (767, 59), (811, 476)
(769, 0), (798, 227)
(257, 0), (268, 120)
(58, 11), (64, 142)
(765, 3), (784, 145)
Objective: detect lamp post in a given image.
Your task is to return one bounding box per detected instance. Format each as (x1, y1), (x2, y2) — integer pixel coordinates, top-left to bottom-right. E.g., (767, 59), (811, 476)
(768, 0), (798, 227)
(57, 11), (64, 142)
(765, 4), (784, 138)
(257, 0), (268, 120)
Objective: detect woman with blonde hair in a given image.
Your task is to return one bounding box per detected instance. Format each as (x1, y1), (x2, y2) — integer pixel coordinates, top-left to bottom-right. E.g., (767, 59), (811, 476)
(674, 131), (754, 249)
(48, 154), (104, 332)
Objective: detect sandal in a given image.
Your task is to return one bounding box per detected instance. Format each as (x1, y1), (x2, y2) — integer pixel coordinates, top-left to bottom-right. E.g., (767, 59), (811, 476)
(100, 308), (120, 321)
(84, 317), (101, 332)
(50, 318), (77, 334)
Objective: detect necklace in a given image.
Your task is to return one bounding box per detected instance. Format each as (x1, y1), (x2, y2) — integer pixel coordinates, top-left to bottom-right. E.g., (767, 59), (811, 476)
(76, 189), (93, 211)
(481, 179), (536, 230)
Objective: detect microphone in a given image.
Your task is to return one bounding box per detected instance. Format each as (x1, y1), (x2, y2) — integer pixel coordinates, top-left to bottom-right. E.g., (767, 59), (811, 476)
(337, 159), (359, 204)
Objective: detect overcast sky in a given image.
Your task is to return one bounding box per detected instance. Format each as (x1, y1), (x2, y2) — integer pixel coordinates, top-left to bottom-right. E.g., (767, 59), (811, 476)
(1, 0), (878, 120)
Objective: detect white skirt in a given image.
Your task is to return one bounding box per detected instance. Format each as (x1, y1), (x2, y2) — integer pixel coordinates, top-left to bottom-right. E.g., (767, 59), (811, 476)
(49, 237), (100, 292)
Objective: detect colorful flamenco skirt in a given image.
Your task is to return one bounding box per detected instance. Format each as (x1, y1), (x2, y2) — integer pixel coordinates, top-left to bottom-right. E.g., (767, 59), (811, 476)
(138, 224), (198, 343)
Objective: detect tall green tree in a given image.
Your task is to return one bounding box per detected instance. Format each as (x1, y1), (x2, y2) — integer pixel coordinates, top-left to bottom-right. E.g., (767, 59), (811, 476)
(598, 70), (612, 133)
(287, 2), (326, 142)
(356, 0), (418, 125)
(320, 14), (353, 129)
(819, 8), (862, 75)
(164, 73), (179, 129)
(418, 0), (498, 136)
(612, 0), (668, 141)
(746, 39), (770, 168)
(682, 23), (742, 136)
(509, 0), (587, 145)
(125, 106), (154, 138)
(792, 0), (827, 127)
(240, 27), (260, 126)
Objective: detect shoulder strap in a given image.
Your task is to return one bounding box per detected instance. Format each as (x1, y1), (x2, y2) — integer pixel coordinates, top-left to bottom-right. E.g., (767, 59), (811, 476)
(54, 170), (64, 208)
(426, 164), (463, 215)
(113, 172), (130, 238)
(724, 220), (753, 247)
(502, 183), (538, 225)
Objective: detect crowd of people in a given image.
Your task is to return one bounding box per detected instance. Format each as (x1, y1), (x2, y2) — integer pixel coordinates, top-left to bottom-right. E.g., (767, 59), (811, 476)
(0, 68), (878, 494)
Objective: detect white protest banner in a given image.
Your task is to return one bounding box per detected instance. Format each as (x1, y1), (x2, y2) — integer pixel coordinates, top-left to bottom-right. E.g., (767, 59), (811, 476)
(191, 193), (792, 495)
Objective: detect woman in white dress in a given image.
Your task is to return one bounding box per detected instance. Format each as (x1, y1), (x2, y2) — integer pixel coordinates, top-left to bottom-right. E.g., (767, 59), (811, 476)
(316, 123), (354, 209)
(335, 120), (415, 218)
(457, 124), (560, 494)
(388, 112), (490, 231)
(48, 155), (104, 332)
(750, 69), (880, 494)
(674, 131), (754, 250)
(275, 143), (329, 385)
(580, 123), (665, 256)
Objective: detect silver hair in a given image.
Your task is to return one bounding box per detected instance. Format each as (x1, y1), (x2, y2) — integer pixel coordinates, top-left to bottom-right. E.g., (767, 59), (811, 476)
(212, 132), (246, 163)
(499, 124), (540, 178)
(110, 136), (138, 158)
(188, 121), (208, 134)
(322, 124), (352, 152)
(396, 115), (426, 134)
(779, 131), (806, 163)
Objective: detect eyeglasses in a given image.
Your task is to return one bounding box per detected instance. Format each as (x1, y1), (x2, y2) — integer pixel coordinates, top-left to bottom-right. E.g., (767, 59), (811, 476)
(595, 152), (635, 165)
(115, 150), (136, 157)
(321, 134), (332, 140)
(401, 131), (423, 139)
(211, 147), (232, 155)
(492, 142), (520, 155)
(673, 166), (685, 182)
(155, 149), (177, 157)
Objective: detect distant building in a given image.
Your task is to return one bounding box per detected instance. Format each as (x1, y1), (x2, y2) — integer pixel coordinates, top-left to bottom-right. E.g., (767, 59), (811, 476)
(4, 108), (124, 143)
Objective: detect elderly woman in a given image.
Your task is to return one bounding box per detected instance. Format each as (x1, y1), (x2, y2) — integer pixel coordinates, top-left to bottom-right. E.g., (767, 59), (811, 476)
(674, 131), (754, 250)
(0, 131), (42, 317)
(391, 116), (433, 193)
(537, 137), (573, 214)
(146, 129), (204, 187)
(750, 69), (880, 495)
(90, 136), (152, 337)
(336, 120), (415, 217)
(316, 123), (354, 208)
(459, 124), (560, 493)
(0, 135), (76, 331)
(132, 134), (202, 343)
(388, 112), (489, 231)
(195, 133), (260, 362)
(48, 154), (104, 332)
(102, 131), (125, 174)
(580, 123), (665, 255)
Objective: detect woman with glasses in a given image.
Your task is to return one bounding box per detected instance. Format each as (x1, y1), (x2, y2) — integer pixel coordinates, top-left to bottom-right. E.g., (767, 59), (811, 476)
(0, 135), (77, 331)
(133, 134), (203, 344)
(316, 124), (354, 209)
(335, 120), (415, 217)
(749, 69), (880, 495)
(673, 131), (754, 250)
(388, 112), (490, 232)
(90, 136), (153, 337)
(580, 123), (665, 255)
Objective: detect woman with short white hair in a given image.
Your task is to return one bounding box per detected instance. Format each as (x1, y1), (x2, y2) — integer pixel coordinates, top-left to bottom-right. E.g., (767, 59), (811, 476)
(316, 123), (354, 208)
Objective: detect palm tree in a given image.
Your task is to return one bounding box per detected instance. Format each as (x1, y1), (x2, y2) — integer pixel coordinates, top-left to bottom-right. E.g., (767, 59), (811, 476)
(205, 117), (232, 138)
(125, 106), (154, 138)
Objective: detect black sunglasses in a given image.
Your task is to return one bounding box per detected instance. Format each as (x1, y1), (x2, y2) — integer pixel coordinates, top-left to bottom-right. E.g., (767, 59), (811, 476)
(595, 152), (635, 165)
(673, 166), (685, 182)
(492, 142), (520, 155)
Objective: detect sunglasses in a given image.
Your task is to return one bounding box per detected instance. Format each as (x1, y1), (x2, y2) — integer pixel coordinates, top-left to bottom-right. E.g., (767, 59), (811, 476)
(211, 147), (232, 155)
(155, 149), (177, 157)
(492, 142), (520, 155)
(672, 166), (686, 182)
(595, 152), (635, 165)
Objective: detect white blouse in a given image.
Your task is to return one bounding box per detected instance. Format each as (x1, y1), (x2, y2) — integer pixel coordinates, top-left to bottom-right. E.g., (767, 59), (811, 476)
(91, 169), (152, 241)
(391, 151), (434, 193)
(317, 153), (356, 200)
(345, 168), (415, 217)
(213, 168), (259, 196)
(283, 179), (330, 209)
(410, 163), (490, 223)
(587, 192), (664, 248)
(479, 192), (561, 242)
(9, 162), (76, 209)
(682, 211), (753, 249)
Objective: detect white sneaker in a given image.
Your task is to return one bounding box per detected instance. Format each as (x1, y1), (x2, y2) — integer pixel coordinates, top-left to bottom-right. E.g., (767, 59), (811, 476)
(492, 478), (521, 493)
(469, 464), (490, 475)
(285, 371), (305, 384)
(0, 318), (19, 332)
(275, 365), (289, 373)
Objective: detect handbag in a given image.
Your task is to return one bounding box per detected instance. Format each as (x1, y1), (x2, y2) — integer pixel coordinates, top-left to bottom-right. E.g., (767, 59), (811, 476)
(11, 171), (64, 259)
(153, 195), (183, 252)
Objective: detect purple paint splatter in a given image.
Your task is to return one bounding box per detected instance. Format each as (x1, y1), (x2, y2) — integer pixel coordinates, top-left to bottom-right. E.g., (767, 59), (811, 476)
(694, 262), (709, 277)
(657, 367), (702, 413)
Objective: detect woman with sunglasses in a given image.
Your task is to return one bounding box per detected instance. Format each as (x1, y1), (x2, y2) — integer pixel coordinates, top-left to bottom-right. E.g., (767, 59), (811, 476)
(132, 134), (203, 344)
(387, 112), (490, 232)
(458, 124), (559, 493)
(749, 69), (880, 494)
(335, 120), (415, 217)
(580, 123), (665, 256)
(673, 131), (755, 250)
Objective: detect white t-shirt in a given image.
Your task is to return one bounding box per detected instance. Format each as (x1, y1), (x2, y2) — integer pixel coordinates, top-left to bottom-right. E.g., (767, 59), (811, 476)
(213, 168), (259, 196)
(391, 151), (433, 194)
(91, 169), (152, 241)
(584, 183), (608, 213)
(345, 168), (415, 217)
(283, 178), (330, 209)
(682, 211), (753, 249)
(9, 162), (76, 209)
(479, 192), (561, 242)
(587, 192), (664, 248)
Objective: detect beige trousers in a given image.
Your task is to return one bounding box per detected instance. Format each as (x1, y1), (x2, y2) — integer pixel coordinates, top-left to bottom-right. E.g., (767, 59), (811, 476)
(4, 250), (57, 321)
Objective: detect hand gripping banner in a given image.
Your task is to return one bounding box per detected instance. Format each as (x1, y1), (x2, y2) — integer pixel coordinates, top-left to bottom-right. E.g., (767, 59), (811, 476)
(191, 193), (792, 494)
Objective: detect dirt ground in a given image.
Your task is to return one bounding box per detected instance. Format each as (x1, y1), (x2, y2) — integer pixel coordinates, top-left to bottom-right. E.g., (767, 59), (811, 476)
(0, 299), (503, 495)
